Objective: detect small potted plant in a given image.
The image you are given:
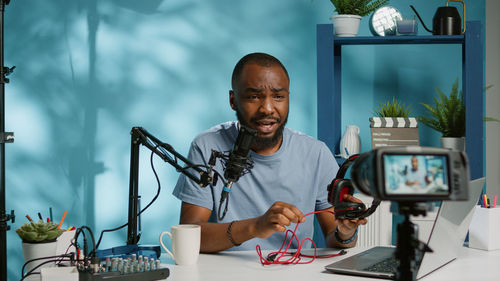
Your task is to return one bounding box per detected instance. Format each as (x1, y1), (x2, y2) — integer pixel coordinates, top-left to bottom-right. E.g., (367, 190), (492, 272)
(374, 97), (412, 118)
(370, 97), (419, 148)
(329, 0), (389, 36)
(419, 78), (465, 151)
(17, 220), (65, 273)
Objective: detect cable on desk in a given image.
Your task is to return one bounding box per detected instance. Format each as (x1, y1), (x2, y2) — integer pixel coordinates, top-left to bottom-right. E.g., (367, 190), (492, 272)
(256, 209), (350, 265)
(20, 255), (73, 281)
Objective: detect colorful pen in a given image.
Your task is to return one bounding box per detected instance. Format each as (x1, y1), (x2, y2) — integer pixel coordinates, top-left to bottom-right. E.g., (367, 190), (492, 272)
(482, 194), (488, 208)
(57, 210), (68, 229)
(25, 215), (34, 223)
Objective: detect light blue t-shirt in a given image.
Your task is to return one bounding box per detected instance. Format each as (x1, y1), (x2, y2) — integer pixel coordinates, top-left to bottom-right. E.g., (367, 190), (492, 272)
(172, 121), (339, 250)
(406, 168), (427, 187)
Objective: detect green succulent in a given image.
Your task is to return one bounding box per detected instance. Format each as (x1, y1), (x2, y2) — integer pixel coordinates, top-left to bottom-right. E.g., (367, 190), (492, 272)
(16, 220), (64, 243)
(329, 0), (390, 16)
(374, 97), (412, 118)
(419, 78), (465, 138)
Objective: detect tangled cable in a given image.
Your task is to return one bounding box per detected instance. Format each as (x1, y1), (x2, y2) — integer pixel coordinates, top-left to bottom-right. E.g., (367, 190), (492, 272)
(256, 210), (348, 265)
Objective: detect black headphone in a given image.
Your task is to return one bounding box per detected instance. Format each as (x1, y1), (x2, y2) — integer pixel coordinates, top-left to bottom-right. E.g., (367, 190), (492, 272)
(327, 154), (380, 220)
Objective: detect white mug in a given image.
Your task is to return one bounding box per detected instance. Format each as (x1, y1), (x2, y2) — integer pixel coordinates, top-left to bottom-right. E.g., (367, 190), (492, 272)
(159, 224), (201, 265)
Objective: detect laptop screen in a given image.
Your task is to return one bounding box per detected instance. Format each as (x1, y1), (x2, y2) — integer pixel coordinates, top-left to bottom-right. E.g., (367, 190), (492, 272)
(416, 177), (485, 279)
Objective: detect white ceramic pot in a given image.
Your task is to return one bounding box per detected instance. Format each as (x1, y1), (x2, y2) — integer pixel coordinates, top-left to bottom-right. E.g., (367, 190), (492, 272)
(340, 125), (361, 158)
(440, 137), (465, 151)
(330, 14), (362, 37)
(22, 241), (58, 274)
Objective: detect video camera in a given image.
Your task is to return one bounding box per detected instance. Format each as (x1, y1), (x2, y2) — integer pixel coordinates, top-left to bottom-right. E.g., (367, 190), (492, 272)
(345, 146), (470, 281)
(351, 146), (469, 202)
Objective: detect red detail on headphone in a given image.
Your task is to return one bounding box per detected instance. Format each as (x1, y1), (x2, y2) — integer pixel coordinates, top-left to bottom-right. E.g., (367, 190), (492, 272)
(328, 155), (367, 220)
(339, 187), (350, 202)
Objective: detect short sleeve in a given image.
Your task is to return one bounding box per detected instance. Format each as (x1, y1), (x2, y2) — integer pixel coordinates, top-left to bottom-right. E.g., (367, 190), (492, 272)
(172, 141), (214, 210)
(315, 142), (339, 211)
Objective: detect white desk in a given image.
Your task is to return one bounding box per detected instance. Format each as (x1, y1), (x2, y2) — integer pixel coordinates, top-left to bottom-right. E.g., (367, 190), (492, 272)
(165, 247), (500, 281)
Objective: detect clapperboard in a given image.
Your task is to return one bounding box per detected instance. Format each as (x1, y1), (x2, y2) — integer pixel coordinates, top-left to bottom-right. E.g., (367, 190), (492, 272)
(370, 117), (420, 148)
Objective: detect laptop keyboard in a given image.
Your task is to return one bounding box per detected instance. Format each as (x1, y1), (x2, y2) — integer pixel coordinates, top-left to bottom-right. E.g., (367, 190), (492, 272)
(363, 256), (399, 273)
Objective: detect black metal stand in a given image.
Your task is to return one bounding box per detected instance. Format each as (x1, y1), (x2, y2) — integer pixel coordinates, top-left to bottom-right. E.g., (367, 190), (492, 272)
(394, 203), (433, 281)
(126, 127), (213, 245)
(0, 1), (15, 281)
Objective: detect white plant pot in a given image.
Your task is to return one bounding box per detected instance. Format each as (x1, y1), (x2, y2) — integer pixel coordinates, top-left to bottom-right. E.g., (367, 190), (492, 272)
(330, 14), (362, 37)
(22, 241), (58, 274)
(440, 137), (465, 152)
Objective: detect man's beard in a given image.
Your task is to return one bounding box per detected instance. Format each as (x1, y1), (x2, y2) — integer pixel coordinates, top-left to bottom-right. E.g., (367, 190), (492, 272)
(236, 110), (287, 151)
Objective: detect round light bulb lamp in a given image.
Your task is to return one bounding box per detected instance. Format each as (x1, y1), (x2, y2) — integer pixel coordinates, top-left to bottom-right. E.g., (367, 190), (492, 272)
(369, 6), (403, 36)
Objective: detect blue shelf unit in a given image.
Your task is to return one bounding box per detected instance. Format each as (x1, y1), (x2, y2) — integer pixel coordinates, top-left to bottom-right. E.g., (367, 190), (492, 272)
(316, 21), (484, 180)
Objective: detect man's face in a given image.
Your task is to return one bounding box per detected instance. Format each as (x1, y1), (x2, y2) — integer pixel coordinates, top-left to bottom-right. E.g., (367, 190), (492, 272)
(411, 157), (419, 170)
(230, 63), (289, 152)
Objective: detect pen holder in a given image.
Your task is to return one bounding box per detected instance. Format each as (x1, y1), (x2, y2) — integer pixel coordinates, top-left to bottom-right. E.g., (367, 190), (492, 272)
(56, 230), (76, 256)
(468, 206), (500, 251)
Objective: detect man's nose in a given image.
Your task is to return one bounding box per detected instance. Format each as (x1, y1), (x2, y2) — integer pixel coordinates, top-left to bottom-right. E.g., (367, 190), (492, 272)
(258, 96), (274, 115)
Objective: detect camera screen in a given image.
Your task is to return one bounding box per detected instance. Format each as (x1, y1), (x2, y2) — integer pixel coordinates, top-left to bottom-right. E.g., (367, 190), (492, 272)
(383, 154), (450, 196)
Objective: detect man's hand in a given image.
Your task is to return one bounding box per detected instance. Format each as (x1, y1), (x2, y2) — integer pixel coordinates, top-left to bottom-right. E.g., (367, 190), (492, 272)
(253, 201), (306, 239)
(180, 201), (306, 253)
(335, 194), (368, 240)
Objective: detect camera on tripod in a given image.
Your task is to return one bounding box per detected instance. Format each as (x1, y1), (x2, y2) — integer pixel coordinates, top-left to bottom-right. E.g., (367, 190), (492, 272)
(347, 146), (470, 281)
(351, 146), (469, 202)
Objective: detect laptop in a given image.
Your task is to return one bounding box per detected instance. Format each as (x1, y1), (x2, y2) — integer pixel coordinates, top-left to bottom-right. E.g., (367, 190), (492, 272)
(325, 177), (485, 279)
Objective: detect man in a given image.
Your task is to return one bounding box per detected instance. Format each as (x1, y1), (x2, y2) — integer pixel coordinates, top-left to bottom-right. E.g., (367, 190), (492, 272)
(173, 53), (367, 253)
(405, 156), (430, 187)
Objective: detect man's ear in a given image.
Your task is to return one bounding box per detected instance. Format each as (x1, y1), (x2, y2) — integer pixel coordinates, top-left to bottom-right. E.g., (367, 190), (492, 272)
(229, 90), (237, 111)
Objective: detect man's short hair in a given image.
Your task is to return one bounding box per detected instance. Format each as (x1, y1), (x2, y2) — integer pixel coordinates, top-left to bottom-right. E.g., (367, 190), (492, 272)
(231, 52), (290, 90)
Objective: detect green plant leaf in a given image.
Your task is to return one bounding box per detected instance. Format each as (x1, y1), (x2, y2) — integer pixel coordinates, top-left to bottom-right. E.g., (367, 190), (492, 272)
(20, 231), (39, 242)
(374, 97), (412, 117)
(330, 0), (389, 16)
(46, 230), (61, 241)
(16, 221), (64, 243)
(419, 78), (465, 137)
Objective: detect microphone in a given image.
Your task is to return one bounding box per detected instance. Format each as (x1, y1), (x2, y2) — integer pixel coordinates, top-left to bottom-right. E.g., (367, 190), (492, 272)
(218, 124), (257, 220)
(224, 125), (257, 185)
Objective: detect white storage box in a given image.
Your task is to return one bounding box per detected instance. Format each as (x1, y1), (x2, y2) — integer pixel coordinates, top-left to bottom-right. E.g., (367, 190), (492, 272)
(40, 266), (78, 281)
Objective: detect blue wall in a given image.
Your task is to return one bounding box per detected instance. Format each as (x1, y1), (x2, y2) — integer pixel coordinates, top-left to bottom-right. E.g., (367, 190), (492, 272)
(4, 1), (484, 280)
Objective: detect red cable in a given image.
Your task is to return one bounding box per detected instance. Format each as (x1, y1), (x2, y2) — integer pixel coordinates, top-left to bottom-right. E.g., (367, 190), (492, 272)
(255, 209), (350, 265)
